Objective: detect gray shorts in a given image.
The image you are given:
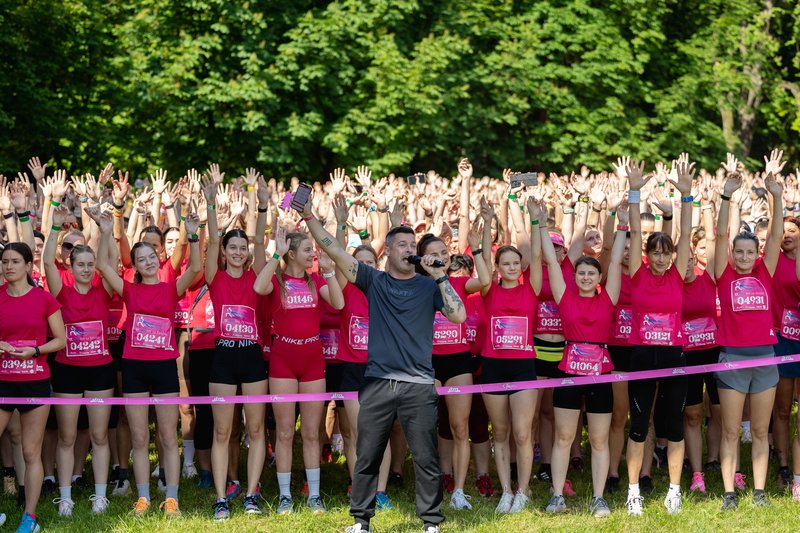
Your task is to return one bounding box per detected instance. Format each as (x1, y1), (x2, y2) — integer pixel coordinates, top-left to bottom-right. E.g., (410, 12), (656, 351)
(715, 349), (778, 394)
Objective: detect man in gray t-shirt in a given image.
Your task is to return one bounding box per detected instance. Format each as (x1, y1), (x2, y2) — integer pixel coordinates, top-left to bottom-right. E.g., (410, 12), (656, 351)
(305, 207), (465, 533)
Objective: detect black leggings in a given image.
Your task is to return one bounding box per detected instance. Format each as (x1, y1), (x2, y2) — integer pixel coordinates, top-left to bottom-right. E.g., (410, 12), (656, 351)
(628, 345), (687, 443)
(189, 348), (214, 451)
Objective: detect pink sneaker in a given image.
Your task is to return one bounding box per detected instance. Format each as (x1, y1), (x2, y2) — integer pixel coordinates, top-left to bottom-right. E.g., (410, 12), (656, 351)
(734, 472), (746, 492)
(689, 472), (706, 493)
(792, 481), (800, 503)
(562, 479), (576, 497)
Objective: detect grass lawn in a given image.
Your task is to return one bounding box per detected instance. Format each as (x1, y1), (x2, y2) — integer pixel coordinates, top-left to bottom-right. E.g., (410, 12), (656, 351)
(3, 422), (799, 532)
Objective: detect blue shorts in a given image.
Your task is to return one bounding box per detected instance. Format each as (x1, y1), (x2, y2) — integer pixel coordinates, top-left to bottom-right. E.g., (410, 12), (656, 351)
(775, 333), (800, 378)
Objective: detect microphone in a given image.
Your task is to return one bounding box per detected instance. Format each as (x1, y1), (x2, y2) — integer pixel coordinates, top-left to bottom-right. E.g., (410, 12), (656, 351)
(405, 255), (446, 268)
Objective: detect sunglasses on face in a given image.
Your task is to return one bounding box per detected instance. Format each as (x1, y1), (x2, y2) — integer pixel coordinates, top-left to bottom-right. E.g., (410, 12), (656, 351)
(62, 242), (75, 252)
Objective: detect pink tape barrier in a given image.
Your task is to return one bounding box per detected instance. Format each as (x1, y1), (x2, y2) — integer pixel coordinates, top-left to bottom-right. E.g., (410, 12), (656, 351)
(4, 353), (798, 406)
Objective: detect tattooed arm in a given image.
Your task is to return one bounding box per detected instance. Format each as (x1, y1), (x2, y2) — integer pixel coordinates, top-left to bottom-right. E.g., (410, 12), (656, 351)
(438, 278), (467, 323)
(305, 212), (360, 283)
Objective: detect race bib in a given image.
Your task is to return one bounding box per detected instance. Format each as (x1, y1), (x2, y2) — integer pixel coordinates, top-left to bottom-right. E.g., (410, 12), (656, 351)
(0, 340), (37, 375)
(614, 307), (633, 341)
(348, 315), (369, 350)
(731, 277), (768, 312)
(564, 343), (605, 376)
(281, 278), (317, 309)
(536, 300), (562, 333)
(205, 300), (215, 328)
(490, 316), (528, 351)
(683, 317), (717, 350)
(130, 314), (173, 350)
(220, 305), (258, 341)
(320, 329), (339, 360)
(66, 321), (106, 358)
(638, 312), (677, 346)
(433, 312), (463, 345)
(107, 307), (123, 342)
(781, 308), (800, 341)
(174, 296), (191, 327)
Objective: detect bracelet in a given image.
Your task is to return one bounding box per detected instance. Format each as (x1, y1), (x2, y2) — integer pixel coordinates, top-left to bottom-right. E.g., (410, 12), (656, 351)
(471, 248), (483, 256)
(33, 346), (40, 358)
(692, 201), (701, 207)
(654, 215), (661, 221)
(578, 196), (589, 203)
(2, 212), (13, 220)
(662, 214), (673, 221)
(164, 204), (174, 209)
(359, 230), (370, 239)
(112, 201), (124, 210)
(272, 252), (281, 261)
(302, 214), (315, 222)
(681, 195), (694, 203)
(180, 215), (186, 221)
(247, 186), (255, 191)
(257, 206), (268, 213)
(377, 206), (389, 213)
(562, 208), (574, 214)
(530, 219), (540, 226)
(591, 206), (601, 213)
(208, 204), (216, 210)
(15, 210), (29, 218)
(188, 236), (199, 243)
(113, 211), (124, 218)
(198, 223), (206, 228)
(616, 224), (629, 232)
(18, 216), (29, 222)
(720, 194), (731, 202)
(50, 199), (60, 207)
(658, 183), (665, 187)
(507, 194), (517, 200)
(701, 205), (713, 211)
(346, 199), (353, 207)
(264, 227), (272, 234)
(628, 190), (640, 203)
(339, 224), (347, 231)
(608, 210), (616, 217)
(51, 224), (61, 231)
(322, 271), (335, 279)
(435, 275), (449, 285)
(79, 197), (88, 203)
(189, 233), (198, 240)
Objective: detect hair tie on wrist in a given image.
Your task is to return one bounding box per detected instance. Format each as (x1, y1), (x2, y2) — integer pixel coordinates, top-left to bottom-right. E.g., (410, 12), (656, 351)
(2, 212), (13, 220)
(616, 224), (629, 232)
(112, 201), (124, 210)
(51, 224), (62, 231)
(164, 204), (174, 209)
(257, 206), (268, 213)
(302, 214), (315, 222)
(530, 219), (540, 226)
(720, 194), (731, 202)
(471, 248), (483, 256)
(50, 199), (61, 207)
(662, 214), (673, 221)
(272, 252), (281, 261)
(507, 194), (517, 200)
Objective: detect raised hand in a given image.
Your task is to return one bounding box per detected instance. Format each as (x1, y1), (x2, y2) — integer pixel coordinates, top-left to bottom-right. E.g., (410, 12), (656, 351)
(764, 148), (787, 177)
(458, 158), (473, 179)
(98, 162), (114, 188)
(571, 172), (590, 195)
(10, 178), (30, 211)
(51, 169), (68, 198)
(722, 171), (743, 196)
(479, 195), (494, 222)
(151, 169), (168, 195)
(670, 152), (695, 195)
(332, 193), (350, 225)
(330, 168), (347, 194)
(184, 212), (200, 235)
(0, 176), (11, 212)
(208, 163), (225, 184)
(274, 226), (290, 256)
(257, 175), (270, 207)
(649, 186), (673, 215)
(625, 160), (650, 191)
(84, 173), (101, 202)
(355, 165), (372, 188)
(389, 200), (405, 227)
(722, 152), (739, 174)
(614, 156), (631, 178)
(617, 201), (630, 225)
(317, 247), (335, 273)
(244, 167), (260, 187)
(526, 196), (542, 222)
(764, 171), (784, 197)
(27, 157), (47, 182)
(51, 205), (68, 227)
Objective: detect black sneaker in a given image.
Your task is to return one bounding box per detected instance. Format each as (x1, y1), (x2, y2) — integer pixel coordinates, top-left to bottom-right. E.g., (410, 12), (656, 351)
(110, 465), (120, 483)
(510, 462), (518, 483)
(41, 478), (56, 498)
(682, 458), (691, 476)
(752, 490), (770, 507)
(569, 456), (584, 472)
(778, 467), (792, 490)
(654, 446), (668, 469)
(389, 472), (404, 487)
(536, 464), (552, 483)
(639, 475), (653, 494)
(72, 475), (91, 491)
(721, 493), (737, 511)
(705, 460), (721, 472)
(605, 476), (620, 493)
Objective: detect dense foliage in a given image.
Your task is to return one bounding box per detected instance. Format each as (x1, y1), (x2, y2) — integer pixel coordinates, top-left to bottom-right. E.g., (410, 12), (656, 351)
(1, 0), (799, 178)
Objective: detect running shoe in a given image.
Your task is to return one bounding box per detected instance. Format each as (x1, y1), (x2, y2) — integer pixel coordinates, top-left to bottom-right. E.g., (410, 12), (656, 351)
(721, 493), (737, 511)
(653, 446), (668, 469)
(793, 481), (800, 502)
(331, 433), (344, 454)
(389, 472), (404, 487)
(778, 467), (792, 490)
(734, 472), (747, 492)
(89, 494), (110, 514)
(508, 490), (529, 513)
(495, 491), (514, 514)
(536, 464), (551, 482)
(449, 489), (471, 510)
(441, 473), (455, 494)
(151, 464), (160, 478)
(213, 499), (229, 520)
(376, 491), (394, 511)
(182, 463), (198, 479)
(589, 496), (611, 518)
(689, 472), (706, 494)
(534, 443), (541, 462)
(4, 475), (16, 495)
(226, 480), (242, 500)
(741, 426), (752, 443)
(626, 494), (644, 516)
(605, 476), (620, 493)
(0, 513), (4, 527)
(321, 444), (333, 464)
(53, 497), (75, 517)
(133, 497), (151, 516)
(73, 475), (91, 491)
(664, 489), (682, 515)
(157, 477), (166, 494)
(475, 474), (494, 497)
(160, 497), (181, 517)
(307, 495), (326, 514)
(277, 495), (293, 515)
(423, 526), (440, 533)
(243, 494), (261, 514)
(112, 479), (131, 497)
(15, 512), (40, 533)
(752, 491), (770, 507)
(639, 475), (654, 494)
(561, 479), (576, 497)
(41, 478), (56, 497)
(197, 470), (213, 489)
(705, 460), (721, 472)
(570, 455), (584, 472)
(545, 494), (566, 513)
(345, 525), (371, 533)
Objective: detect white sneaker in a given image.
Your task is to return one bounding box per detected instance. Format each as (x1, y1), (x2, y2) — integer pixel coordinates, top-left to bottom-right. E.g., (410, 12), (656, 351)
(626, 494), (643, 516)
(157, 478), (167, 494)
(509, 490), (530, 513)
(332, 433), (344, 454)
(741, 427), (752, 443)
(344, 525), (371, 533)
(664, 490), (682, 515)
(53, 497), (75, 517)
(0, 512), (5, 526)
(495, 491), (514, 514)
(182, 463), (198, 479)
(89, 494), (110, 514)
(151, 464), (160, 478)
(450, 489), (472, 510)
(423, 527), (440, 533)
(111, 479), (130, 497)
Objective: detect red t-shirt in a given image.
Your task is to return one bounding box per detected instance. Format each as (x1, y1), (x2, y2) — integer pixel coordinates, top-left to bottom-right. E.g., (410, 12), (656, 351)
(173, 259), (192, 327)
(257, 294), (272, 360)
(122, 280), (179, 360)
(481, 282), (537, 359)
(716, 260), (777, 347)
(107, 295), (124, 343)
(320, 296), (341, 362)
(609, 273), (633, 346)
(433, 276), (470, 356)
(557, 288), (614, 374)
(465, 291), (487, 356)
(56, 284), (113, 366)
(188, 284), (216, 351)
(681, 270), (719, 351)
(209, 269), (260, 343)
(268, 273), (325, 339)
(337, 282), (369, 364)
(771, 252), (800, 336)
(0, 287), (60, 381)
(533, 260), (576, 336)
(629, 264), (684, 346)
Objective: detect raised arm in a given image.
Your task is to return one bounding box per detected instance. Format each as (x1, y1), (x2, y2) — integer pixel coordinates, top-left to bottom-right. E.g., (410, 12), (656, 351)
(301, 194), (359, 283)
(605, 205), (629, 305)
(204, 180), (220, 285)
(43, 206), (67, 298)
(176, 213), (202, 297)
(457, 159), (472, 253)
(317, 248), (344, 310)
(715, 172), (742, 279)
(536, 199), (565, 303)
(252, 175), (270, 273)
(671, 153), (696, 279)
(95, 212), (124, 296)
(464, 216), (491, 293)
(763, 149), (787, 276)
(626, 159), (650, 276)
(253, 227), (289, 295)
(527, 198), (543, 295)
(10, 175), (35, 252)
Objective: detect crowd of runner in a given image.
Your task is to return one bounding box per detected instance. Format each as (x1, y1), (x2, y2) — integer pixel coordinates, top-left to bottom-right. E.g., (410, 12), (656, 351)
(0, 150), (798, 532)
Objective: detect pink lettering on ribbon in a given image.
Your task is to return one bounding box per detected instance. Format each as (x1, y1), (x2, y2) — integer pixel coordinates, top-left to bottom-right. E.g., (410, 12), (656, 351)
(66, 321), (106, 358)
(731, 277), (768, 312)
(490, 316), (528, 351)
(348, 316), (369, 350)
(130, 314), (172, 350)
(220, 305), (258, 341)
(433, 312), (462, 345)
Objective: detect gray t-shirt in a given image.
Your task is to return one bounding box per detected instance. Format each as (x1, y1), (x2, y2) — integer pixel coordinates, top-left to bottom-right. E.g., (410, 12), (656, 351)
(355, 264), (444, 384)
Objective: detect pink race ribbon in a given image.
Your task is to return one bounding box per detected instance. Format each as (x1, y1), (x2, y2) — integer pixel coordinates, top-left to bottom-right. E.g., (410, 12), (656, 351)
(5, 353), (798, 405)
